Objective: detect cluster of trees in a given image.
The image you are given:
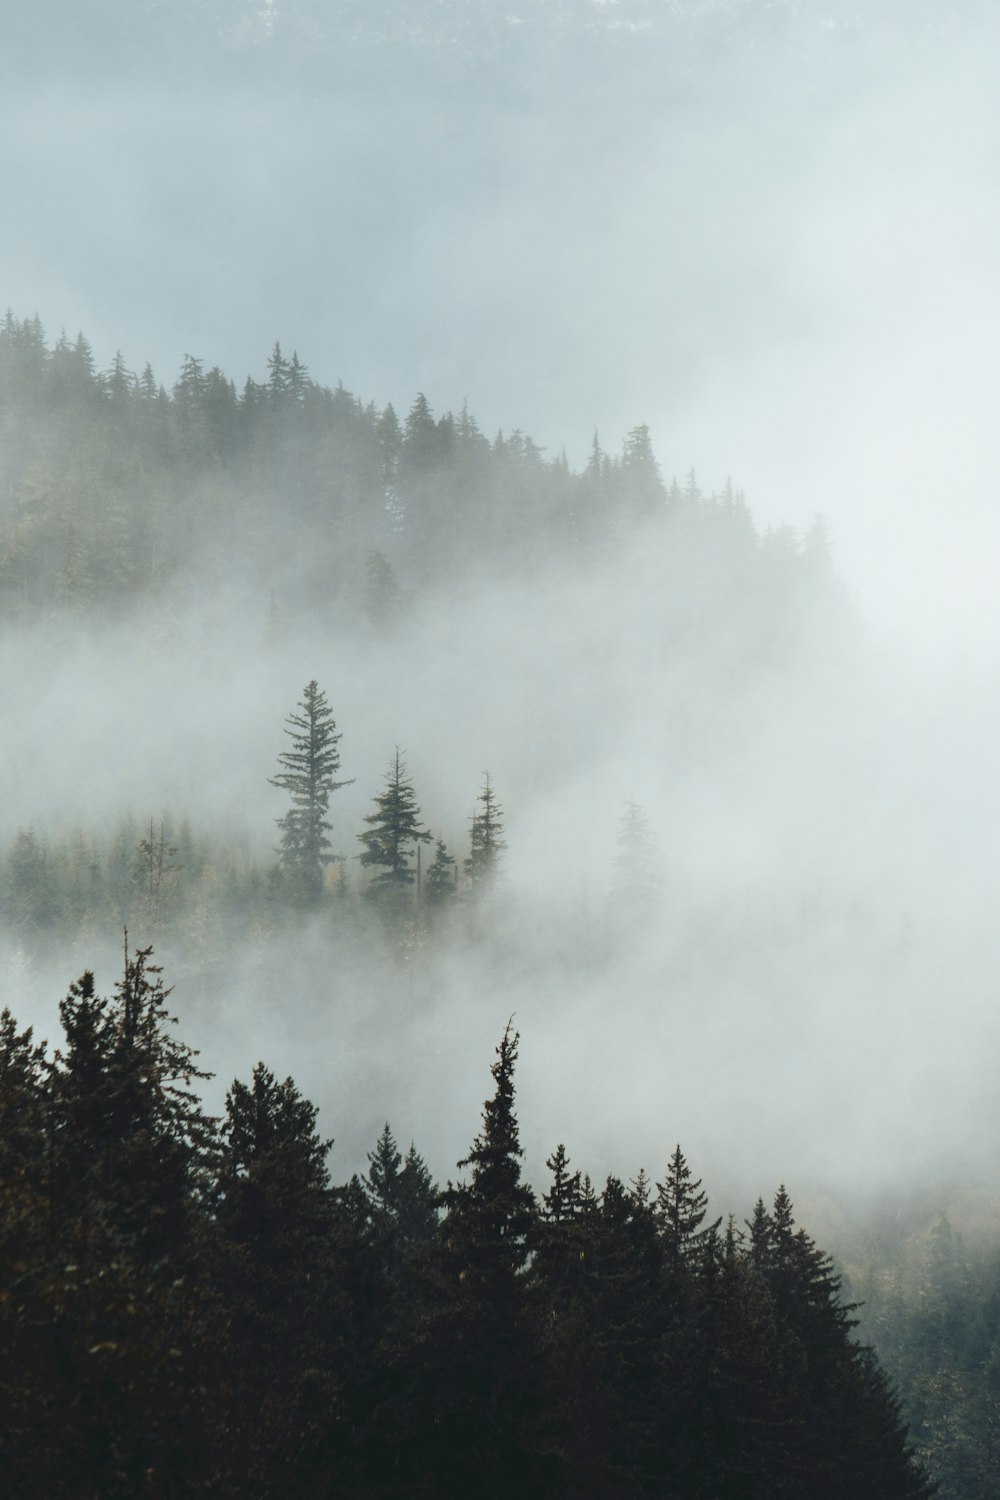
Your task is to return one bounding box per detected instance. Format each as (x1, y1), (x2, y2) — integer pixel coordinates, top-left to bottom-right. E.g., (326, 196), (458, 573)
(0, 312), (840, 648)
(0, 680), (518, 949)
(0, 949), (933, 1497)
(850, 1213), (1000, 1498)
(271, 679), (506, 914)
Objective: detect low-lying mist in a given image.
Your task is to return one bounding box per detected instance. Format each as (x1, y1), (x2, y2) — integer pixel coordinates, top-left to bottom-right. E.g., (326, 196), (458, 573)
(5, 506), (999, 1232)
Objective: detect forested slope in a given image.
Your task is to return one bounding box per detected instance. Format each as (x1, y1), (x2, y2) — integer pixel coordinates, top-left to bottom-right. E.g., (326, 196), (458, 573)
(0, 951), (934, 1497)
(1, 309), (992, 1495)
(0, 310), (838, 631)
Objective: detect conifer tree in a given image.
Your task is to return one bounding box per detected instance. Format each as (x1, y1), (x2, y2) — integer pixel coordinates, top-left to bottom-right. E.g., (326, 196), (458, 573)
(611, 800), (661, 914)
(4, 950), (220, 1500)
(364, 548), (402, 631)
(0, 1010), (47, 1187)
(465, 772), (506, 895)
(270, 680), (352, 905)
(363, 1122), (438, 1281)
(655, 1144), (720, 1273)
(358, 748), (431, 899)
(426, 837), (458, 905)
(445, 1021), (537, 1282)
(424, 1023), (545, 1498)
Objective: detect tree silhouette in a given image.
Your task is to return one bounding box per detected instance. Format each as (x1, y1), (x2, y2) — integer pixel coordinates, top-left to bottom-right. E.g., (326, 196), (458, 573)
(270, 680), (353, 905)
(358, 748), (431, 901)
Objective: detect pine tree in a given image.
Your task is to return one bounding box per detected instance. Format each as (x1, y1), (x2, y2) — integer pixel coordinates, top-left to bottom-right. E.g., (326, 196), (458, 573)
(50, 943), (215, 1261)
(358, 748), (431, 900)
(465, 772), (506, 896)
(611, 800), (661, 915)
(270, 680), (353, 905)
(3, 951), (220, 1499)
(426, 837), (458, 906)
(655, 1144), (719, 1273)
(423, 1023), (545, 1497)
(620, 422), (666, 519)
(0, 1009), (47, 1188)
(214, 1063), (352, 1498)
(446, 1021), (536, 1279)
(363, 1123), (438, 1277)
(364, 548), (402, 631)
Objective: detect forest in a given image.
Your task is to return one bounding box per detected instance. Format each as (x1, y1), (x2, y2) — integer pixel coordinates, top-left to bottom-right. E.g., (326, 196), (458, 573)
(0, 946), (933, 1497)
(2, 311), (1000, 1495)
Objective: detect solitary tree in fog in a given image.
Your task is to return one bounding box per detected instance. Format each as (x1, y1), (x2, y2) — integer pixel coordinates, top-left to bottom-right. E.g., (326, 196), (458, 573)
(364, 549), (402, 632)
(270, 680), (353, 905)
(611, 801), (661, 914)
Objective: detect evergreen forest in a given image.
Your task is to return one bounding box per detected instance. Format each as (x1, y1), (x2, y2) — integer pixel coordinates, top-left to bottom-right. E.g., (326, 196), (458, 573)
(0, 947), (933, 1497)
(1, 311), (999, 1494)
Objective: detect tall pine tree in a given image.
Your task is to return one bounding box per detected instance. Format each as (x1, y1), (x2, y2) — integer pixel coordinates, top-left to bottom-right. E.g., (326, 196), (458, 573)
(269, 680), (352, 905)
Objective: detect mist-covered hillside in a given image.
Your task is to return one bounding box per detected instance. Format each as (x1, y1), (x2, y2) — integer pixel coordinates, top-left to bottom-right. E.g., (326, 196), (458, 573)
(4, 1), (1000, 1490)
(2, 306), (997, 1228)
(6, 0), (1000, 655)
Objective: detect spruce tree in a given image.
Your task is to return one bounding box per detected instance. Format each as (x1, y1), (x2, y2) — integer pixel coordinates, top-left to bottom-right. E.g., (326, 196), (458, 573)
(426, 838), (458, 906)
(611, 800), (661, 915)
(465, 772), (506, 895)
(655, 1144), (720, 1273)
(214, 1063), (359, 1496)
(426, 1023), (545, 1497)
(50, 943), (215, 1261)
(364, 549), (402, 631)
(445, 1021), (537, 1283)
(358, 748), (431, 900)
(269, 680), (353, 905)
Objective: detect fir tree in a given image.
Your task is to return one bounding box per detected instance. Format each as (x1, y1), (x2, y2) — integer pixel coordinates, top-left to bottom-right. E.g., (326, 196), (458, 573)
(426, 1023), (546, 1497)
(611, 800), (661, 915)
(465, 772), (506, 895)
(426, 837), (458, 906)
(655, 1143), (720, 1273)
(358, 749), (431, 900)
(270, 680), (353, 905)
(364, 548), (402, 631)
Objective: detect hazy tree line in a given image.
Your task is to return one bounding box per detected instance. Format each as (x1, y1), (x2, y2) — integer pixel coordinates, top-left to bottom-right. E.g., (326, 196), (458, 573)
(0, 949), (933, 1498)
(0, 673), (668, 965)
(0, 311), (841, 648)
(845, 1215), (1000, 1499)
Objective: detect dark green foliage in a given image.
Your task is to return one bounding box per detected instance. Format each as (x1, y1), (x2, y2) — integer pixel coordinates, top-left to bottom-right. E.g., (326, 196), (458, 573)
(358, 748), (431, 901)
(464, 771), (506, 897)
(0, 961), (933, 1498)
(445, 1021), (537, 1283)
(364, 1122), (439, 1256)
(0, 1009), (48, 1193)
(212, 1063), (356, 1494)
(425, 836), (458, 906)
(655, 1142), (719, 1272)
(0, 946), (220, 1499)
(409, 1022), (549, 1498)
(270, 679), (353, 905)
(50, 944), (215, 1260)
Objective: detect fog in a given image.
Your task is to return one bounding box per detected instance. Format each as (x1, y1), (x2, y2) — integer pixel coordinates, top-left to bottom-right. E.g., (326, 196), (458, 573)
(2, 0), (999, 1231)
